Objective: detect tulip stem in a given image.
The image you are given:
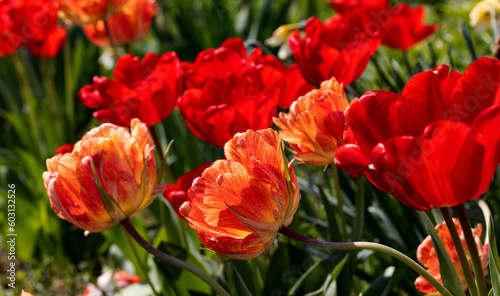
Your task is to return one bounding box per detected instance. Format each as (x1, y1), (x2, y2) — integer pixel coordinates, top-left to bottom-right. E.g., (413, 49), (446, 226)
(10, 54), (44, 158)
(331, 163), (347, 241)
(440, 207), (479, 296)
(454, 204), (488, 296)
(63, 37), (75, 133)
(121, 218), (230, 296)
(149, 125), (174, 184)
(124, 231), (160, 296)
(278, 226), (452, 296)
(103, 18), (118, 59)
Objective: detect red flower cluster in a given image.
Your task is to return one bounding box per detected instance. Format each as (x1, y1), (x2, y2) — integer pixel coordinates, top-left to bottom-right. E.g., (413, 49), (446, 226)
(327, 0), (439, 50)
(78, 52), (183, 127)
(0, 0), (66, 58)
(178, 38), (313, 147)
(289, 17), (381, 87)
(335, 57), (500, 210)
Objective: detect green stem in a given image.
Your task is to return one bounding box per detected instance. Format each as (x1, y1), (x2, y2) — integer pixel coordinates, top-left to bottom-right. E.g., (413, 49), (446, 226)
(489, 7), (499, 41)
(249, 259), (262, 296)
(222, 258), (238, 296)
(149, 125), (174, 184)
(41, 57), (63, 144)
(63, 38), (75, 133)
(40, 58), (61, 111)
(454, 204), (488, 296)
(10, 54), (45, 157)
(103, 18), (118, 59)
(124, 231), (160, 296)
(440, 207), (479, 296)
(278, 226), (452, 296)
(121, 218), (230, 296)
(331, 164), (347, 241)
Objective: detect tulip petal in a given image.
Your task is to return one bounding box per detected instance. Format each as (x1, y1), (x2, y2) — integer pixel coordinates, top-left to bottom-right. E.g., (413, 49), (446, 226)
(370, 121), (471, 210)
(334, 144), (372, 178)
(451, 106), (500, 200)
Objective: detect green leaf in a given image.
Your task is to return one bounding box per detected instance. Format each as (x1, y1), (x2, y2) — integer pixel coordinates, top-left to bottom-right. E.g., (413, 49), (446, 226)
(319, 187), (342, 242)
(102, 222), (150, 280)
(90, 157), (126, 223)
(478, 200), (500, 296)
(362, 266), (395, 296)
(289, 253), (349, 296)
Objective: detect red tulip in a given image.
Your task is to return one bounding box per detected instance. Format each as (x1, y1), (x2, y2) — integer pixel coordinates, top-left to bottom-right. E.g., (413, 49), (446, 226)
(181, 37), (312, 108)
(113, 269), (142, 288)
(43, 119), (163, 233)
(78, 52), (182, 127)
(83, 0), (157, 47)
(0, 0), (66, 58)
(274, 78), (350, 166)
(327, 0), (439, 50)
(55, 143), (75, 155)
(414, 218), (488, 294)
(335, 57), (500, 210)
(180, 129), (301, 259)
(289, 17), (381, 87)
(162, 162), (211, 218)
(180, 38), (308, 147)
(179, 73), (279, 147)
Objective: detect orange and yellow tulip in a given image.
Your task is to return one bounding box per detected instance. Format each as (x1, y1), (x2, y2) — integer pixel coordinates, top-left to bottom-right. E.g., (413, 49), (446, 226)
(55, 0), (128, 25)
(274, 78), (350, 166)
(83, 0), (158, 47)
(414, 218), (489, 294)
(43, 119), (163, 233)
(180, 129), (301, 259)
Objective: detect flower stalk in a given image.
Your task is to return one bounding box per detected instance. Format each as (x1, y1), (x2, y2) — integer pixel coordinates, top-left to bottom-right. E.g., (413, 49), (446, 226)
(440, 207), (479, 296)
(278, 226), (452, 296)
(120, 218), (231, 296)
(454, 204), (488, 296)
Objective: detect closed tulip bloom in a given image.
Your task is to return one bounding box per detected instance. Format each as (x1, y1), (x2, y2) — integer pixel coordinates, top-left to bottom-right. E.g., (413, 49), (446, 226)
(335, 57), (500, 210)
(180, 129), (301, 259)
(274, 78), (350, 166)
(56, 0), (128, 25)
(414, 219), (488, 294)
(289, 17), (381, 87)
(79, 52), (182, 127)
(83, 0), (157, 47)
(327, 0), (438, 51)
(43, 119), (163, 233)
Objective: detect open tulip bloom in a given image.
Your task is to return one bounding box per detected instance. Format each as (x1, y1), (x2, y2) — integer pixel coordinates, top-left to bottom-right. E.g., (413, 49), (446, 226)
(335, 57), (500, 211)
